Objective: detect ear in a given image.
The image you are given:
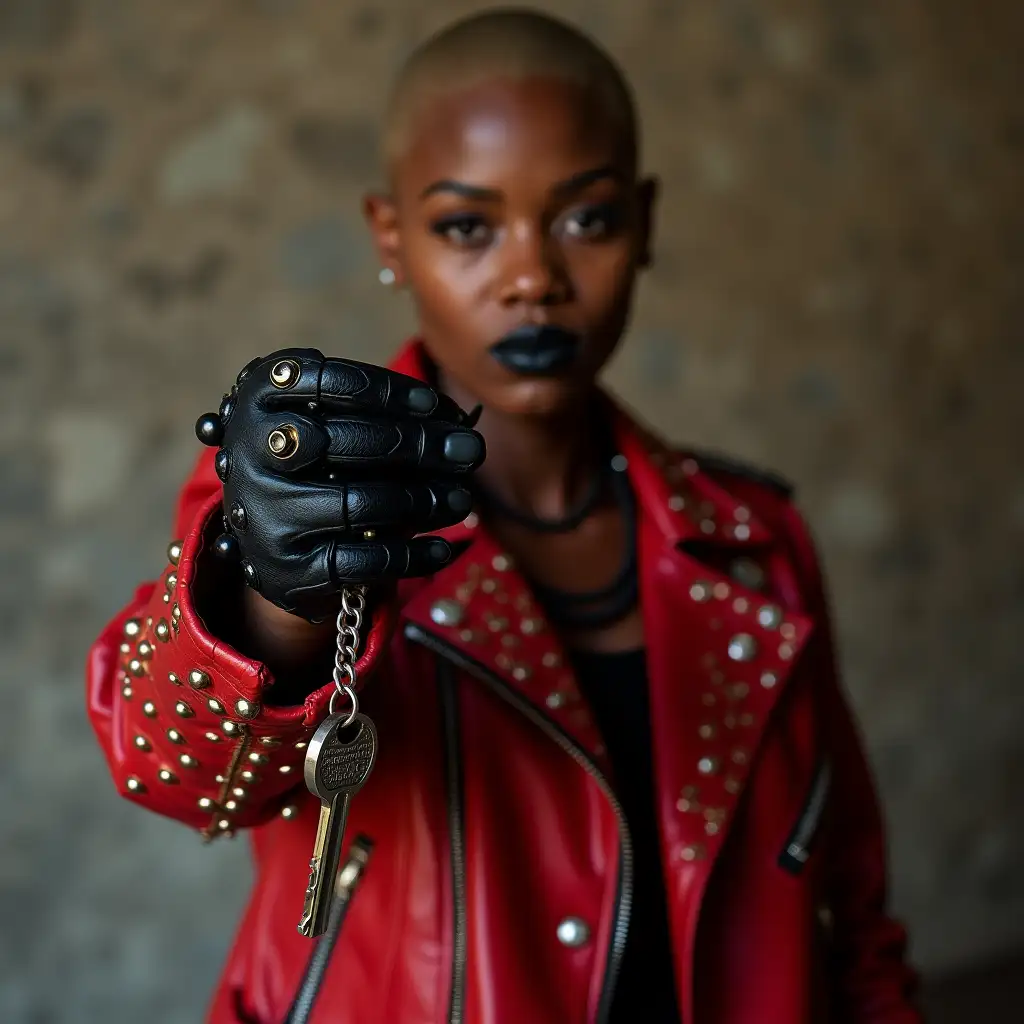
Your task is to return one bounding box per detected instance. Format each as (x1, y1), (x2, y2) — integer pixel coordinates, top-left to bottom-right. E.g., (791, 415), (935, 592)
(362, 192), (405, 286)
(636, 175), (659, 269)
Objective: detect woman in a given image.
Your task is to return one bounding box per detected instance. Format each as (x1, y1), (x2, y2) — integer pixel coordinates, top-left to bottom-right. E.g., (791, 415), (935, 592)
(86, 8), (921, 1022)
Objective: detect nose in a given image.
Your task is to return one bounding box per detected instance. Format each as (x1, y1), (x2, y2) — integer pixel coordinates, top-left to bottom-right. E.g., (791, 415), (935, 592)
(497, 226), (569, 307)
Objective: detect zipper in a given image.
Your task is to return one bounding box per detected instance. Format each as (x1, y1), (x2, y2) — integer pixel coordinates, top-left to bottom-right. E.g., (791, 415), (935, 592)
(406, 622), (633, 1024)
(283, 835), (375, 1024)
(778, 760), (832, 875)
(438, 660), (468, 1024)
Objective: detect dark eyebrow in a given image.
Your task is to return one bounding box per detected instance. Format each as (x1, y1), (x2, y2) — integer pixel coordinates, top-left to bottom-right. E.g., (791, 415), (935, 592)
(419, 180), (502, 201)
(551, 165), (622, 196)
(419, 165), (623, 203)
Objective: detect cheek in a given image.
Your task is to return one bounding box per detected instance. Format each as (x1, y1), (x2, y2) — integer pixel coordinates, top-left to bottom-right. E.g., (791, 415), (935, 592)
(570, 243), (638, 320)
(406, 238), (483, 322)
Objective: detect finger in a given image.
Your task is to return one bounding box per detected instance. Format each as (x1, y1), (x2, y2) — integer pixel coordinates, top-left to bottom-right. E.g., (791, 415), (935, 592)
(243, 347), (325, 405)
(241, 411), (329, 473)
(319, 358), (469, 424)
(343, 478), (474, 533)
(322, 416), (484, 474)
(224, 476), (472, 545)
(243, 410), (483, 475)
(268, 536), (452, 612)
(330, 536), (454, 584)
(243, 536), (453, 614)
(241, 349), (470, 425)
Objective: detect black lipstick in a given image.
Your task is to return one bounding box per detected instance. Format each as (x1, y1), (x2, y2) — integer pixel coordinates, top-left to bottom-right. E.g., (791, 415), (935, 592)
(489, 324), (581, 376)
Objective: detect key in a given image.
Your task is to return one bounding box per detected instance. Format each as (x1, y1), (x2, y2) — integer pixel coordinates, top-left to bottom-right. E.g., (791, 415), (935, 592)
(297, 711), (378, 938)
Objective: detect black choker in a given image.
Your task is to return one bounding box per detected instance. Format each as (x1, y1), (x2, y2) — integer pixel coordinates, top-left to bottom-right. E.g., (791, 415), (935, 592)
(419, 355), (638, 630)
(526, 458), (639, 631)
(471, 464), (608, 534)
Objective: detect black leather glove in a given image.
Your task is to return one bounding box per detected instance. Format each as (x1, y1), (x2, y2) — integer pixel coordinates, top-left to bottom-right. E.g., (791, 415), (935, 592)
(195, 348), (484, 621)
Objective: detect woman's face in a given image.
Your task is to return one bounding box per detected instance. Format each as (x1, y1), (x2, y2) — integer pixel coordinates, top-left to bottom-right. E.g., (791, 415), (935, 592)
(365, 75), (657, 418)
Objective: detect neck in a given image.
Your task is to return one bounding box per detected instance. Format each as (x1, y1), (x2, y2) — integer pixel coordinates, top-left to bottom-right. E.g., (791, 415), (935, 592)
(438, 371), (605, 519)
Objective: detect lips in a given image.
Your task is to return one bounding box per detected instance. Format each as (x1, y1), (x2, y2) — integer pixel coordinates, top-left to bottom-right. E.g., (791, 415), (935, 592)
(488, 324), (581, 376)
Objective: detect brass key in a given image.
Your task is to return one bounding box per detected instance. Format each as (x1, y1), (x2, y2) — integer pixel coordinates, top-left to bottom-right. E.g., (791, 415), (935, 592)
(296, 711), (378, 938)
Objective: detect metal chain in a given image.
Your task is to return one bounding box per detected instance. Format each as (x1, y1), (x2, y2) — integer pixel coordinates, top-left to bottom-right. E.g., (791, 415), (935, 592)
(328, 586), (367, 726)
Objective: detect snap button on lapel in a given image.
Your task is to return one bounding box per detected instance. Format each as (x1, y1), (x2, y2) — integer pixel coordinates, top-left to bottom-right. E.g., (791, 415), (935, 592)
(729, 557), (766, 590)
(727, 633), (758, 662)
(402, 538), (607, 764)
(429, 599), (464, 627)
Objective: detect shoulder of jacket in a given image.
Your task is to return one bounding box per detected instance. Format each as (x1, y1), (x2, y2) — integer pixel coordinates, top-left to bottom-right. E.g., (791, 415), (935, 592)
(684, 448), (796, 501)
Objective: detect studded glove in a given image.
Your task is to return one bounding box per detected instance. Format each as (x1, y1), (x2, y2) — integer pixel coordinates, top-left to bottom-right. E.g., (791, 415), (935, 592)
(195, 348), (485, 621)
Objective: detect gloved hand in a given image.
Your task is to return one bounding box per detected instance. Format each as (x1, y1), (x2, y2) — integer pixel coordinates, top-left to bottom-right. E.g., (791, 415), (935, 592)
(195, 348), (484, 621)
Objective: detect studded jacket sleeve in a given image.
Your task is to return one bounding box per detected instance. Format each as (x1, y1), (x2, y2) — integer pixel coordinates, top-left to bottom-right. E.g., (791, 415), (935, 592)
(85, 448), (394, 839)
(781, 504), (923, 1023)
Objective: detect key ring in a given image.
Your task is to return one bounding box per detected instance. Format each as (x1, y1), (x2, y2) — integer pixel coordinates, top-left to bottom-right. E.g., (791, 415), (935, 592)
(330, 587), (366, 728)
(328, 682), (358, 723)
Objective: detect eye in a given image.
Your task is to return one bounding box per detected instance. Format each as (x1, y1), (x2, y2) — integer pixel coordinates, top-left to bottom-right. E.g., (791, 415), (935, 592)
(431, 214), (493, 248)
(561, 202), (624, 240)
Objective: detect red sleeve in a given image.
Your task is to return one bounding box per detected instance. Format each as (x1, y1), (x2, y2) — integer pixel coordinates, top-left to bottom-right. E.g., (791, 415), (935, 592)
(781, 503), (923, 1023)
(85, 448), (395, 839)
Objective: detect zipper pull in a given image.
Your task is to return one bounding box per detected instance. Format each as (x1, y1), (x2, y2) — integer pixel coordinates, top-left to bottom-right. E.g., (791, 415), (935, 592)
(335, 835), (374, 896)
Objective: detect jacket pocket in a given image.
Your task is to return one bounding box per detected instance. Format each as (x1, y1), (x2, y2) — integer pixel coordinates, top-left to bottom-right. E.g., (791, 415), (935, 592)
(778, 760), (831, 876)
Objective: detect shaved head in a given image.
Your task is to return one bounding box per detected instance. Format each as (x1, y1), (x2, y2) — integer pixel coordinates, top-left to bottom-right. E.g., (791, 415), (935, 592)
(382, 7), (638, 178)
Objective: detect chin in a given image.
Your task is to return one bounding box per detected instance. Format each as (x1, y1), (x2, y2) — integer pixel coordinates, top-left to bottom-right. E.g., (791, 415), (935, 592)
(493, 375), (591, 419)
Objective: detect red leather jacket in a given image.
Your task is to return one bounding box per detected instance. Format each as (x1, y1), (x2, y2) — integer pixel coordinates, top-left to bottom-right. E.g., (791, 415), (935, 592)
(86, 342), (920, 1023)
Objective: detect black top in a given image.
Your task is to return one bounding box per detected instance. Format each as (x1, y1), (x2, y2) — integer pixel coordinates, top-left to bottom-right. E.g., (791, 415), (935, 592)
(568, 647), (682, 1023)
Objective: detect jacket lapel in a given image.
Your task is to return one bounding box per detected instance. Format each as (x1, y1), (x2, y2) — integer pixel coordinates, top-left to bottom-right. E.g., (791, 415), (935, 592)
(402, 526), (611, 766)
(618, 417), (815, 902)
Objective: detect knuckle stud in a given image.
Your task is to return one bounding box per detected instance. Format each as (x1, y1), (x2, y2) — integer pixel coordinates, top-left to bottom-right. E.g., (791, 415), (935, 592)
(229, 502), (248, 531)
(195, 412), (224, 447)
(267, 424), (299, 459)
(213, 533), (239, 561)
(270, 359), (300, 389)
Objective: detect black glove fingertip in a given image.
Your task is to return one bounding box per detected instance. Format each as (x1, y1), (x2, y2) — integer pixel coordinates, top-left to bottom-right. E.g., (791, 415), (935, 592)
(443, 430), (485, 467)
(407, 386), (438, 415)
(447, 487), (474, 516)
(428, 538), (452, 565)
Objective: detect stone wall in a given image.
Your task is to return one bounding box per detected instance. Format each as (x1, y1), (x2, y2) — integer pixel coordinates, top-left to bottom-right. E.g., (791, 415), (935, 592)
(1, 0), (1021, 1019)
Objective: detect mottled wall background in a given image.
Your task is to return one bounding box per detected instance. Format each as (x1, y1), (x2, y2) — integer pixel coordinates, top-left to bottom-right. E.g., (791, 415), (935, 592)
(1, 0), (1022, 1020)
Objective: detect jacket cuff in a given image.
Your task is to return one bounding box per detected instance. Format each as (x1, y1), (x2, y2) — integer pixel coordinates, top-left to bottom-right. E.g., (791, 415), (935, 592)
(112, 492), (394, 837)
(176, 492), (396, 727)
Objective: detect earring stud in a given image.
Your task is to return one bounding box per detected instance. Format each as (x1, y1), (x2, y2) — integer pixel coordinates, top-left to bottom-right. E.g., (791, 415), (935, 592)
(378, 267), (396, 286)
